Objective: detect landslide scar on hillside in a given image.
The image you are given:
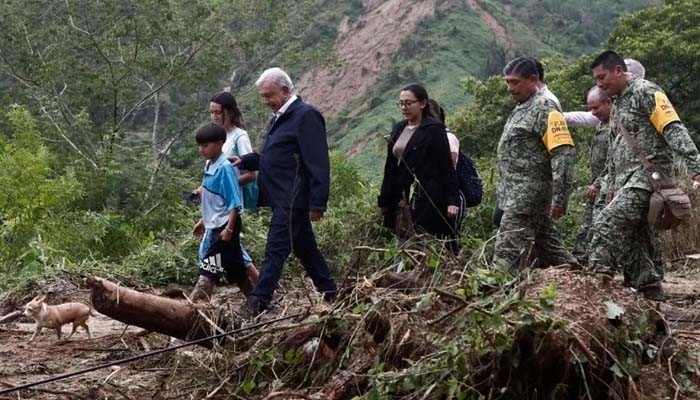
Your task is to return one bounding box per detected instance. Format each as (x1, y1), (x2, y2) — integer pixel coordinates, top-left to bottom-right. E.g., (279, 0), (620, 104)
(297, 0), (438, 115)
(466, 0), (514, 47)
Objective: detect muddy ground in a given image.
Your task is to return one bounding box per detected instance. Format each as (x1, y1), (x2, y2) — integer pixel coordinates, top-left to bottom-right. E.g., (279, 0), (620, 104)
(1, 266), (700, 400)
(0, 281), (259, 400)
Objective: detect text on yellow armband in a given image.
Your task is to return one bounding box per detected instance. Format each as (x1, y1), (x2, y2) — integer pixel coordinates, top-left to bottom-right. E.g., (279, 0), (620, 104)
(542, 111), (574, 152)
(650, 91), (680, 134)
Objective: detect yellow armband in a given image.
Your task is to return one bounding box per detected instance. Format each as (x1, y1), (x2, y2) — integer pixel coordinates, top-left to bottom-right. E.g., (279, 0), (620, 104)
(542, 111), (574, 152)
(650, 91), (680, 135)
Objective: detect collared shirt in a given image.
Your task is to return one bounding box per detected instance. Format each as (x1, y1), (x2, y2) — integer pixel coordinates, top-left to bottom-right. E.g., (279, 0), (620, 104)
(275, 94), (298, 118)
(201, 153), (242, 229)
(564, 111), (600, 128)
(590, 122), (612, 183)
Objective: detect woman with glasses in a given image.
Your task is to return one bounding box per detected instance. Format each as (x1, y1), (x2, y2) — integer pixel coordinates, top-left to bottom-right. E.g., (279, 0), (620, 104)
(378, 84), (460, 253)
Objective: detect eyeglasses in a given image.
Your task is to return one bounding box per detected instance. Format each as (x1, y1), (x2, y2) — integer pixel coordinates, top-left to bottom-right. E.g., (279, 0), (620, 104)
(396, 100), (419, 108)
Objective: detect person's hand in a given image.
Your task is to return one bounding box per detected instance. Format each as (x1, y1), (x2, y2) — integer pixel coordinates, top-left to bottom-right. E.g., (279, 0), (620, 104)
(310, 210), (324, 221)
(605, 189), (615, 204)
(192, 220), (204, 238)
(220, 227), (233, 242)
(192, 186), (202, 196)
(447, 205), (459, 218)
(230, 156), (241, 166)
(551, 206), (566, 220)
(586, 185), (600, 204)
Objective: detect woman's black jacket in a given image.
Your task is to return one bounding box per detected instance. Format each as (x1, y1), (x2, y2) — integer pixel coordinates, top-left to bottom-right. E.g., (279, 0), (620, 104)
(377, 116), (459, 236)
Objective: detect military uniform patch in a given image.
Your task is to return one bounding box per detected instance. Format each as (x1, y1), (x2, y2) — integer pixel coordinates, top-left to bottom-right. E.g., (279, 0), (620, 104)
(542, 111), (574, 152)
(650, 91), (680, 134)
(496, 91), (576, 213)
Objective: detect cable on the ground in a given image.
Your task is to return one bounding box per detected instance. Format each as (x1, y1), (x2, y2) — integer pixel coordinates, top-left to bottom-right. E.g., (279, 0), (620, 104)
(0, 312), (303, 395)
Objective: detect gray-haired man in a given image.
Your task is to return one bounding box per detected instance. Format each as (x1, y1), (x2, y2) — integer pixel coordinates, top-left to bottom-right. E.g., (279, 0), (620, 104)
(237, 67), (337, 315)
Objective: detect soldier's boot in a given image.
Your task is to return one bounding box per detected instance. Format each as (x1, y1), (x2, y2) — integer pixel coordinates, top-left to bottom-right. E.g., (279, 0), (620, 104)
(640, 283), (665, 302)
(588, 261), (615, 282)
(190, 275), (215, 303)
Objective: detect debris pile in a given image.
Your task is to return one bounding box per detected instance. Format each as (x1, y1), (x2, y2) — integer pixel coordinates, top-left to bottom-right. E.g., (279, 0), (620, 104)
(1, 241), (699, 399)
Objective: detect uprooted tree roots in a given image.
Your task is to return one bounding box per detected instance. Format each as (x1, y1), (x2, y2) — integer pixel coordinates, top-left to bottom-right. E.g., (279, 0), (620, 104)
(7, 239), (691, 399)
(77, 237), (697, 399)
(244, 246), (699, 399)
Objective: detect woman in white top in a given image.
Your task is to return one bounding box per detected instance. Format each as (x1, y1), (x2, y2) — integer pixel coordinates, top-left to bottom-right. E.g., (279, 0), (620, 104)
(209, 92), (257, 189)
(208, 91), (259, 285)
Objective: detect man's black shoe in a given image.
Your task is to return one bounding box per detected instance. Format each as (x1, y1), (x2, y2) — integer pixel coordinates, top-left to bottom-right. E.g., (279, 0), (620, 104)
(240, 296), (268, 319)
(322, 289), (337, 303)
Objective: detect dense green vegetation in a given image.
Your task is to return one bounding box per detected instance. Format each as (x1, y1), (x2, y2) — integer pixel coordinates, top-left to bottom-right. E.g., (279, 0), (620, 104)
(2, 0), (697, 290)
(0, 0), (336, 288)
(327, 0), (660, 176)
(3, 0), (700, 398)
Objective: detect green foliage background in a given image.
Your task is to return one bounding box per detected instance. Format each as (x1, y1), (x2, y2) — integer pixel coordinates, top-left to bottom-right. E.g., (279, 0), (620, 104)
(1, 0), (699, 297)
(2, 1), (700, 398)
(326, 0), (660, 177)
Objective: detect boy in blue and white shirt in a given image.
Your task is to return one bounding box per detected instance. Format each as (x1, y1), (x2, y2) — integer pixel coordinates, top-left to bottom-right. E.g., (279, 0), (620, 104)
(191, 123), (251, 302)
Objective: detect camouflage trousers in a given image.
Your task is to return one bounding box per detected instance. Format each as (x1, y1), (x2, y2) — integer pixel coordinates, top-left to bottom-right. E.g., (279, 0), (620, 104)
(493, 210), (577, 272)
(572, 200), (594, 264)
(572, 182), (609, 264)
(587, 188), (664, 288)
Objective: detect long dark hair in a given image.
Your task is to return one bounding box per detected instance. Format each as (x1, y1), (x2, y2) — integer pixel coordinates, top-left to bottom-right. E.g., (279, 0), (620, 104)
(401, 83), (431, 119)
(427, 98), (445, 123)
(210, 92), (245, 129)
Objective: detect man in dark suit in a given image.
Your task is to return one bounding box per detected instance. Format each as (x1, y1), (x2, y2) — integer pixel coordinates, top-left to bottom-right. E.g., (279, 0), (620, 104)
(238, 67), (336, 315)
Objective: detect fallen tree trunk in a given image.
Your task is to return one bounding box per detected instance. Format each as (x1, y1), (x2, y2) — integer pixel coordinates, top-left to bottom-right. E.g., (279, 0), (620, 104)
(0, 310), (21, 324)
(87, 277), (222, 348)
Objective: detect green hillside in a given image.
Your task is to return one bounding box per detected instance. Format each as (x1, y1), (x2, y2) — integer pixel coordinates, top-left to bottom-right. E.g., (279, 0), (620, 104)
(323, 0), (660, 175)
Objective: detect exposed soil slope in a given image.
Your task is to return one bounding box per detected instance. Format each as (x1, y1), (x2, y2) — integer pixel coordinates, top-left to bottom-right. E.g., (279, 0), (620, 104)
(297, 0), (438, 114)
(297, 0), (518, 116)
(466, 0), (515, 47)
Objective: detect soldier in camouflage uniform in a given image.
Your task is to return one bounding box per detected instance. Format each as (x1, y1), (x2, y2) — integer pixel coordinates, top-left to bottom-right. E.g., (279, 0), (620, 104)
(587, 51), (700, 300)
(493, 57), (577, 271)
(571, 87), (613, 264)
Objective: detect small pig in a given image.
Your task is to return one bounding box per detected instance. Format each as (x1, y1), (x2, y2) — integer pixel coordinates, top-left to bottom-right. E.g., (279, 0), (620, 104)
(23, 294), (94, 342)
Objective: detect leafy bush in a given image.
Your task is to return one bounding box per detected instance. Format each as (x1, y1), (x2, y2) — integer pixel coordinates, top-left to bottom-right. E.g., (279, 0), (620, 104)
(0, 107), (83, 270)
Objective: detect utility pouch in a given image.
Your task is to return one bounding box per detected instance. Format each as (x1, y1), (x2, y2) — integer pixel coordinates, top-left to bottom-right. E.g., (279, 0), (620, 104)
(648, 187), (692, 230)
(618, 124), (692, 230)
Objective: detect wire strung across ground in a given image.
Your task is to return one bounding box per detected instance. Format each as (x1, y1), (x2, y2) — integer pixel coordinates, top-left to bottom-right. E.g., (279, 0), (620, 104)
(0, 312), (304, 396)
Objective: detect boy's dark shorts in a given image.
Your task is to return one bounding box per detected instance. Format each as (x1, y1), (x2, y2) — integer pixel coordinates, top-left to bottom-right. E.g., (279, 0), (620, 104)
(198, 215), (246, 283)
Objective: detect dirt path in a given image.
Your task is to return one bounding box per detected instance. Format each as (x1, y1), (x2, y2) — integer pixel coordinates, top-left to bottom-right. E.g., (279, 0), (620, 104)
(0, 306), (173, 399)
(1, 271), (699, 399)
(297, 0), (438, 114)
(0, 284), (314, 399)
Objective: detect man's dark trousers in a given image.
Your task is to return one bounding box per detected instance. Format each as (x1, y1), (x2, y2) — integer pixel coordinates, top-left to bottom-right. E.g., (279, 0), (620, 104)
(250, 207), (336, 308)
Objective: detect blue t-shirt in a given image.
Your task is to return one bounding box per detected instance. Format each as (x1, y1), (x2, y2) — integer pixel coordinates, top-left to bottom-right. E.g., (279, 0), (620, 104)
(201, 153), (242, 229)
